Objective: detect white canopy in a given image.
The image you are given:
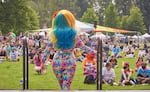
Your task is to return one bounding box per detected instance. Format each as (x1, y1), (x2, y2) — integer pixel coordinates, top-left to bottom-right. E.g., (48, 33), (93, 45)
(142, 33), (150, 38)
(90, 33), (106, 39)
(75, 20), (94, 32)
(114, 33), (125, 37)
(132, 35), (138, 39)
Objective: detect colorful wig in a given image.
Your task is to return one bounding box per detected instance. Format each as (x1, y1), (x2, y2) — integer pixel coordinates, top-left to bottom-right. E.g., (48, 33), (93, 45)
(50, 10), (77, 50)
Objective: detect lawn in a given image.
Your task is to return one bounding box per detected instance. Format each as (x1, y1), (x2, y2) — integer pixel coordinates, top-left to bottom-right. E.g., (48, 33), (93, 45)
(0, 50), (150, 90)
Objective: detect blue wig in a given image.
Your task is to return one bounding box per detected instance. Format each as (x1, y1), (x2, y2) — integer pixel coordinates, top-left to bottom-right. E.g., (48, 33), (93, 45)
(53, 13), (77, 50)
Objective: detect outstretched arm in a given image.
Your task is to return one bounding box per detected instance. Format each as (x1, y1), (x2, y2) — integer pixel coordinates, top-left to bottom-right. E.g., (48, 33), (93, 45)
(75, 37), (96, 53)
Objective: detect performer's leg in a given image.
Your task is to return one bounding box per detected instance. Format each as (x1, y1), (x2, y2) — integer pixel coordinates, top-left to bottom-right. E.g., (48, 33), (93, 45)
(61, 63), (76, 90)
(52, 68), (63, 88)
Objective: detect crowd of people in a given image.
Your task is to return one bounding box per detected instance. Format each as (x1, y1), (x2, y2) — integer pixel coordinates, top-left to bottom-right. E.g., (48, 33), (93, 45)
(0, 30), (150, 87)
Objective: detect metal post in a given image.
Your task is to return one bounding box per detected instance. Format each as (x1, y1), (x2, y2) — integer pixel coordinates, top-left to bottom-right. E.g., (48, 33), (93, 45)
(96, 38), (100, 90)
(23, 39), (28, 90)
(99, 39), (103, 90)
(26, 45), (29, 89)
(23, 40), (25, 90)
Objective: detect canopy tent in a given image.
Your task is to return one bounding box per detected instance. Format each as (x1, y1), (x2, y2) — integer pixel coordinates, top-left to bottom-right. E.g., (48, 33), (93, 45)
(132, 35), (138, 39)
(79, 32), (90, 36)
(90, 33), (106, 39)
(114, 33), (125, 37)
(142, 33), (150, 38)
(31, 20), (94, 33)
(94, 25), (137, 33)
(75, 20), (94, 32)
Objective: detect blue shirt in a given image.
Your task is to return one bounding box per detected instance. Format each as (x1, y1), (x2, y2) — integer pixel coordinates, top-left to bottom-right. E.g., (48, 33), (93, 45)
(137, 67), (150, 77)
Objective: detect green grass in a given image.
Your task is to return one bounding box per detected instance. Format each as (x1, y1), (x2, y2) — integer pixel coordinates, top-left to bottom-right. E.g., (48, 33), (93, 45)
(0, 50), (150, 90)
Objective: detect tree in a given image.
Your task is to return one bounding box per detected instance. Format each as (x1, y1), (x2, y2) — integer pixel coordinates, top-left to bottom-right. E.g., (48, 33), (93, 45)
(136, 0), (150, 33)
(80, 8), (99, 24)
(127, 7), (146, 34)
(114, 0), (133, 16)
(29, 0), (80, 27)
(0, 0), (39, 34)
(76, 0), (90, 18)
(104, 3), (119, 28)
(120, 16), (129, 29)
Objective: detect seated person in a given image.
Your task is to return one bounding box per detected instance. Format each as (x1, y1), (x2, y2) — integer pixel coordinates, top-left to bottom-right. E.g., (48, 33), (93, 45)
(109, 55), (118, 68)
(82, 52), (97, 79)
(146, 49), (150, 64)
(29, 48), (36, 64)
(136, 62), (150, 84)
(138, 48), (146, 57)
(119, 62), (135, 86)
(126, 47), (135, 58)
(74, 48), (84, 62)
(135, 57), (144, 71)
(112, 45), (121, 58)
(9, 48), (19, 62)
(0, 46), (7, 63)
(102, 62), (116, 85)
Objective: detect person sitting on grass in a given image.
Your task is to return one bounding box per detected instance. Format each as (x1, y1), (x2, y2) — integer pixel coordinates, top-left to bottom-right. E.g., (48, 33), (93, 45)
(136, 62), (150, 85)
(9, 48), (19, 62)
(74, 48), (84, 62)
(119, 62), (135, 86)
(146, 49), (150, 64)
(112, 45), (121, 58)
(0, 45), (7, 63)
(102, 62), (117, 86)
(126, 46), (135, 58)
(34, 50), (44, 74)
(28, 48), (36, 64)
(138, 48), (146, 57)
(82, 52), (97, 79)
(135, 57), (144, 71)
(109, 55), (118, 68)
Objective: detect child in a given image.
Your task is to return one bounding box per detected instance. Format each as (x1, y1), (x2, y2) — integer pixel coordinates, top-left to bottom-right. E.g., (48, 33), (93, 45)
(136, 57), (144, 71)
(119, 62), (135, 86)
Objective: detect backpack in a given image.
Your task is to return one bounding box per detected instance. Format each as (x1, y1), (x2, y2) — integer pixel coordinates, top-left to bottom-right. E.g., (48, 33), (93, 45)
(84, 75), (95, 84)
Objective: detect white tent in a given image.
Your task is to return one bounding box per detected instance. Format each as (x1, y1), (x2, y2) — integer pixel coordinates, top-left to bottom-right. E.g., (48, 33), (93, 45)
(142, 33), (150, 38)
(79, 32), (90, 36)
(90, 33), (106, 39)
(132, 35), (138, 39)
(114, 33), (125, 37)
(75, 20), (94, 32)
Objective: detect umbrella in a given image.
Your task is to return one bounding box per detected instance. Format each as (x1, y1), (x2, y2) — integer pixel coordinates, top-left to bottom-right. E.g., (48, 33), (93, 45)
(75, 20), (94, 32)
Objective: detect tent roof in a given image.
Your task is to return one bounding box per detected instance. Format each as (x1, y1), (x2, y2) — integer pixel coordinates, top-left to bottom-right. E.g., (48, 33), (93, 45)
(94, 26), (137, 33)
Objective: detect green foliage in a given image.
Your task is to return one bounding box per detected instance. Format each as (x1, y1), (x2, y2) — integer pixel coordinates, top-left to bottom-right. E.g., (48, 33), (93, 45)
(104, 3), (119, 28)
(137, 0), (150, 33)
(127, 7), (146, 34)
(80, 8), (99, 24)
(29, 0), (80, 27)
(120, 16), (129, 29)
(0, 0), (39, 34)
